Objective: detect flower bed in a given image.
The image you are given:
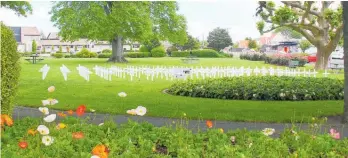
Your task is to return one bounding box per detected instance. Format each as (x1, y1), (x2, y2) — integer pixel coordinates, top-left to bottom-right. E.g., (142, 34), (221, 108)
(264, 53), (308, 67)
(239, 52), (266, 61)
(167, 76), (344, 101)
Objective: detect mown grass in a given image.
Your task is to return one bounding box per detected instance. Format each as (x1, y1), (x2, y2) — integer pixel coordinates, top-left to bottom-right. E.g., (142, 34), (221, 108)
(16, 57), (344, 123)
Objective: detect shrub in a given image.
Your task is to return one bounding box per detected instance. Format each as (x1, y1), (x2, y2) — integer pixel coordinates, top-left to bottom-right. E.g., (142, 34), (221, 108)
(240, 52), (266, 61)
(139, 45), (149, 52)
(167, 76), (344, 101)
(218, 51), (233, 58)
(64, 54), (71, 58)
(264, 53), (308, 67)
(171, 49), (220, 58)
(52, 53), (64, 58)
(124, 52), (150, 58)
(150, 46), (166, 57)
(1, 23), (21, 115)
(101, 49), (112, 54)
(89, 52), (97, 58)
(98, 53), (112, 58)
(76, 48), (96, 58)
(166, 46), (178, 56)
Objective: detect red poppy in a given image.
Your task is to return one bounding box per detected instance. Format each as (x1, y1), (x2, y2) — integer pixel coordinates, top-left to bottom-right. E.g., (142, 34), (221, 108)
(76, 105), (86, 116)
(206, 120), (213, 128)
(72, 131), (84, 139)
(18, 141), (28, 149)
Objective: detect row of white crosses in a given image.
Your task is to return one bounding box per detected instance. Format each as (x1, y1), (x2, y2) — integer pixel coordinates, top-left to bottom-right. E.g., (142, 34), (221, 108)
(93, 65), (112, 81)
(76, 64), (92, 81)
(39, 64), (50, 80)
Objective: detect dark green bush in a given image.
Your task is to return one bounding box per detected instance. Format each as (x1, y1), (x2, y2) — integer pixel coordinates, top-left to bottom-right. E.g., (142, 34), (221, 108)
(1, 23), (21, 115)
(171, 49), (220, 58)
(101, 49), (112, 54)
(98, 53), (112, 58)
(167, 76), (344, 101)
(89, 52), (97, 58)
(150, 46), (166, 57)
(52, 53), (64, 58)
(125, 52), (150, 58)
(166, 46), (178, 56)
(139, 45), (149, 52)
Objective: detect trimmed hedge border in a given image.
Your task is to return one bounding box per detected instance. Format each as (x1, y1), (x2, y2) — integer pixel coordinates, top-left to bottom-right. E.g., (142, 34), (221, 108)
(167, 76), (344, 101)
(171, 49), (220, 58)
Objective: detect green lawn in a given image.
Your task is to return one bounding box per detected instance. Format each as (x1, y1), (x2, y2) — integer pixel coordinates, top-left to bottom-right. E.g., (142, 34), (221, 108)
(16, 57), (344, 123)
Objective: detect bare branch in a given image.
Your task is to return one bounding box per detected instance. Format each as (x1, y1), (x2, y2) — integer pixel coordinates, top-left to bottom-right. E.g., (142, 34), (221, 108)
(282, 1), (321, 17)
(288, 25), (317, 45)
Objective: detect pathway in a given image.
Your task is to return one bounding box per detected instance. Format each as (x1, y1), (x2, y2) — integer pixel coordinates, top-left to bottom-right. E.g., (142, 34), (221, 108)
(13, 106), (348, 138)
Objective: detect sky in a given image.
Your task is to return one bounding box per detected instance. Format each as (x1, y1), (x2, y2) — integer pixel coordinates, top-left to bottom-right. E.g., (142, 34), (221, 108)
(0, 0), (261, 42)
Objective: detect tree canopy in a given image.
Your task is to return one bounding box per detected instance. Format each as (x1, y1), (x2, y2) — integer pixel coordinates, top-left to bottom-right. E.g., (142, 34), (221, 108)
(174, 34), (200, 51)
(245, 37), (258, 50)
(256, 1), (343, 69)
(0, 1), (32, 17)
(207, 27), (232, 51)
(299, 40), (312, 53)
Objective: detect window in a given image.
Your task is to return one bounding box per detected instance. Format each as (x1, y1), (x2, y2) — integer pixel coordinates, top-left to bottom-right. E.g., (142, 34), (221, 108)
(71, 45), (73, 48)
(123, 48), (127, 51)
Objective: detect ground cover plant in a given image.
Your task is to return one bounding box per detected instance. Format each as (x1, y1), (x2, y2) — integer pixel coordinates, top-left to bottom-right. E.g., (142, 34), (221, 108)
(167, 76), (344, 101)
(16, 58), (344, 123)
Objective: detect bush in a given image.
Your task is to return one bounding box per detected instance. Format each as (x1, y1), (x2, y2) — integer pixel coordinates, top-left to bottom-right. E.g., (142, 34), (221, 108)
(98, 53), (112, 58)
(2, 117), (348, 157)
(264, 53), (308, 67)
(218, 51), (233, 58)
(150, 46), (166, 57)
(101, 49), (112, 54)
(139, 45), (149, 52)
(240, 52), (266, 61)
(167, 76), (344, 101)
(52, 53), (64, 58)
(124, 52), (150, 58)
(76, 48), (97, 58)
(1, 23), (21, 115)
(166, 46), (178, 56)
(89, 52), (97, 58)
(171, 49), (220, 58)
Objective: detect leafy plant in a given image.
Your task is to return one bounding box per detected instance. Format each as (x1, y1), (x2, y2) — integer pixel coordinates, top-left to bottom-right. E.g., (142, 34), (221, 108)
(150, 46), (166, 57)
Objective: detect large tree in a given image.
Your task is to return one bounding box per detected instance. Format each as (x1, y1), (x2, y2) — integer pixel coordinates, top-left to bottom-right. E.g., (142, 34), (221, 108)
(342, 1), (348, 124)
(50, 1), (187, 62)
(256, 1), (343, 70)
(0, 1), (32, 17)
(275, 27), (303, 39)
(174, 34), (200, 51)
(207, 27), (232, 51)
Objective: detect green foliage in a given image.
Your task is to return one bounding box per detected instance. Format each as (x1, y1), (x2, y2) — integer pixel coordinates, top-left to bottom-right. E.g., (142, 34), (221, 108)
(232, 43), (239, 48)
(52, 52), (64, 58)
(174, 34), (200, 51)
(58, 45), (62, 52)
(42, 47), (46, 53)
(76, 48), (97, 58)
(74, 45), (77, 52)
(207, 27), (232, 51)
(101, 49), (112, 54)
(150, 46), (166, 57)
(1, 23), (21, 115)
(271, 6), (299, 24)
(166, 46), (178, 55)
(97, 53), (112, 58)
(171, 49), (220, 58)
(299, 40), (312, 53)
(143, 37), (161, 52)
(2, 117), (348, 157)
(124, 52), (150, 58)
(0, 1), (32, 17)
(256, 21), (265, 34)
(246, 38), (258, 49)
(31, 40), (37, 53)
(240, 53), (266, 61)
(275, 27), (303, 39)
(139, 45), (149, 52)
(168, 76), (344, 101)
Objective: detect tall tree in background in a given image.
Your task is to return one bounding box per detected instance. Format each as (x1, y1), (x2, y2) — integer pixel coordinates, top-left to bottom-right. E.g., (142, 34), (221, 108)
(207, 27), (232, 51)
(342, 1), (348, 124)
(299, 40), (312, 53)
(50, 1), (187, 63)
(174, 34), (200, 50)
(0, 1), (32, 17)
(32, 40), (37, 53)
(256, 1), (343, 70)
(245, 37), (258, 50)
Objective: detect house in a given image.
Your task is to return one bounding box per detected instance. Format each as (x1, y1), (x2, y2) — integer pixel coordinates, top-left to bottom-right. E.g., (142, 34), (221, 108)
(10, 26), (41, 52)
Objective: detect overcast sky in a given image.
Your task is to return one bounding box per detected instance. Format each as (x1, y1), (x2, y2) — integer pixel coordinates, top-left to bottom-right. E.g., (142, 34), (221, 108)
(0, 0), (260, 42)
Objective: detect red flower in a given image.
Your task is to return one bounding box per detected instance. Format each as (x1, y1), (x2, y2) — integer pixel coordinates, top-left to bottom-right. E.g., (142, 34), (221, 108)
(76, 105), (86, 116)
(72, 131), (84, 139)
(18, 141), (28, 149)
(206, 120), (213, 128)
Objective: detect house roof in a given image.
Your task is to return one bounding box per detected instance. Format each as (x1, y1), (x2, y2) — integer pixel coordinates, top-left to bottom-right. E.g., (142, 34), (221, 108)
(21, 27), (40, 36)
(47, 32), (59, 39)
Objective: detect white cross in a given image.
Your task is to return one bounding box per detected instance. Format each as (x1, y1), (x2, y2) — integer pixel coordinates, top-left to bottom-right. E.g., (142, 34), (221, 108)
(60, 64), (71, 81)
(39, 64), (50, 80)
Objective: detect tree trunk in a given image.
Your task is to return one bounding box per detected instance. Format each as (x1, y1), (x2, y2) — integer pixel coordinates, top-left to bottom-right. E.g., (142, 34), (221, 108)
(108, 36), (128, 63)
(342, 1), (348, 124)
(314, 47), (330, 70)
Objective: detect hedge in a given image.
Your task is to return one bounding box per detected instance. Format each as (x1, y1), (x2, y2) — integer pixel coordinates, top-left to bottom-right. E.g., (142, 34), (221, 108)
(76, 48), (97, 58)
(52, 53), (64, 58)
(2, 117), (348, 157)
(240, 53), (266, 61)
(1, 23), (21, 115)
(101, 49), (112, 54)
(125, 52), (150, 58)
(98, 53), (112, 58)
(150, 46), (166, 57)
(171, 49), (220, 58)
(167, 76), (344, 101)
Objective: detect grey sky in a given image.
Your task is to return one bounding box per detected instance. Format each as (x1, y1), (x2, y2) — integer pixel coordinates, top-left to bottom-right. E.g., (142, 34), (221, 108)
(0, 0), (260, 42)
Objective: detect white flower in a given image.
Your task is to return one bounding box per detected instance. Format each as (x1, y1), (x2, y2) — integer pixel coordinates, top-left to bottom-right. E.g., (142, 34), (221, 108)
(98, 123), (104, 126)
(118, 92), (127, 97)
(39, 107), (49, 115)
(279, 93), (285, 97)
(48, 86), (55, 92)
(253, 94), (257, 98)
(50, 99), (59, 105)
(262, 128), (275, 136)
(42, 100), (50, 106)
(43, 114), (56, 123)
(90, 109), (96, 112)
(91, 156), (100, 158)
(37, 125), (50, 135)
(135, 106), (147, 116)
(42, 99), (59, 106)
(42, 136), (54, 146)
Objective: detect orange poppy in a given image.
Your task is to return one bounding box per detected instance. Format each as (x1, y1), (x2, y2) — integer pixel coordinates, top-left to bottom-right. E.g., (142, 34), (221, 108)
(27, 129), (37, 136)
(76, 105), (86, 116)
(206, 120), (213, 128)
(92, 144), (109, 158)
(1, 114), (13, 126)
(67, 110), (74, 115)
(57, 112), (67, 117)
(0, 117), (4, 126)
(18, 141), (28, 149)
(72, 131), (84, 139)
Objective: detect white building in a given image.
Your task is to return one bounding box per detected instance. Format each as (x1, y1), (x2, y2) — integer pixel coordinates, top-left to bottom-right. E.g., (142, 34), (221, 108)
(10, 26), (41, 52)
